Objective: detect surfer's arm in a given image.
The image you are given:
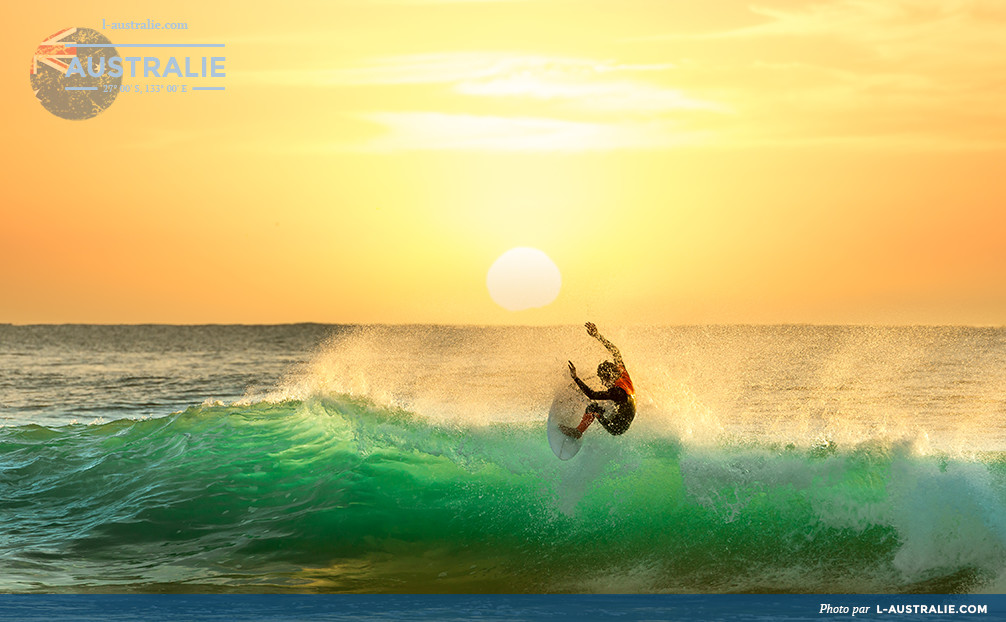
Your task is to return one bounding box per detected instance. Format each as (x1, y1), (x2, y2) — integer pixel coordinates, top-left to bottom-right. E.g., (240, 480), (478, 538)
(572, 376), (600, 399)
(585, 322), (624, 369)
(572, 376), (624, 403)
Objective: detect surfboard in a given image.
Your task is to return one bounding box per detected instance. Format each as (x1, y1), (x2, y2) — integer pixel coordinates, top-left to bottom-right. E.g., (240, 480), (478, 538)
(547, 381), (590, 460)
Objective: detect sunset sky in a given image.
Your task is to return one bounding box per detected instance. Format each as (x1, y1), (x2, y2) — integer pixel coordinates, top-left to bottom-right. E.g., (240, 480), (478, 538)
(5, 0), (1006, 325)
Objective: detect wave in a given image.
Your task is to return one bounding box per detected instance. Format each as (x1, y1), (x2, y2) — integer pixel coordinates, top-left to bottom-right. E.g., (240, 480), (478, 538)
(2, 396), (1006, 593)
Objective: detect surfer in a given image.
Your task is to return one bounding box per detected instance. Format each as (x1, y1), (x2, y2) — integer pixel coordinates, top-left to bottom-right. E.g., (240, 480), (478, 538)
(561, 322), (636, 438)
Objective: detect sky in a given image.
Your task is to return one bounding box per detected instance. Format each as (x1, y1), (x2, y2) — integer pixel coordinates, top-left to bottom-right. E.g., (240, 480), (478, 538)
(4, 0), (1006, 325)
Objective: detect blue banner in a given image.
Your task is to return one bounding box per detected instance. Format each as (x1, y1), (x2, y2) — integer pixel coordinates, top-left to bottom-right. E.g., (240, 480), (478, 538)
(1, 595), (1004, 622)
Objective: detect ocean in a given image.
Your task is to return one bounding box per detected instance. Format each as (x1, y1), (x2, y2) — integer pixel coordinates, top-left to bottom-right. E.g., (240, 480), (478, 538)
(2, 324), (1005, 594)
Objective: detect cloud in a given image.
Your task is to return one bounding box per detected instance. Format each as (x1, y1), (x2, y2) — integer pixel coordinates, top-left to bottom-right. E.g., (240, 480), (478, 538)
(236, 2), (1006, 152)
(239, 53), (677, 88)
(346, 112), (708, 152)
(235, 52), (727, 150)
(623, 0), (1006, 149)
(451, 58), (728, 115)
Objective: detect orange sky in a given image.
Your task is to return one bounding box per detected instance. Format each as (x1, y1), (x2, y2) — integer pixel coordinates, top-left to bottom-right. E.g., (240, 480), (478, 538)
(4, 0), (1006, 325)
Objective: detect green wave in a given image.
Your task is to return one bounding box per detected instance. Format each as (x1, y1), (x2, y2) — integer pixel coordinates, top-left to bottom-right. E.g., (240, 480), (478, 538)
(2, 398), (1005, 593)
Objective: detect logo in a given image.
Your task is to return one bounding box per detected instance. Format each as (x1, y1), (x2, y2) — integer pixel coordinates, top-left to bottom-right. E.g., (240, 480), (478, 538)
(30, 27), (121, 120)
(30, 25), (226, 121)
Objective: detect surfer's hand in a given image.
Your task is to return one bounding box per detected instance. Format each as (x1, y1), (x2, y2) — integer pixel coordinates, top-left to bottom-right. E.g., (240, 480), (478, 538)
(585, 322), (599, 338)
(568, 361), (577, 378)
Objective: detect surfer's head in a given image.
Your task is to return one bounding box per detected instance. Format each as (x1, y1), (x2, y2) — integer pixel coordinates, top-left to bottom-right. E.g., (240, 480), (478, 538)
(597, 361), (619, 386)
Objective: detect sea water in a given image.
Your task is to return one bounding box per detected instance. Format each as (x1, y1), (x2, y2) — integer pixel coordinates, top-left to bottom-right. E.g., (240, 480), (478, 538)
(1, 324), (1005, 593)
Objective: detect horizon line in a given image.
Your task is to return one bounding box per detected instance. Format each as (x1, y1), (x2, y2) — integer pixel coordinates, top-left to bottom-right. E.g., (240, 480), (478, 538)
(2, 321), (1003, 329)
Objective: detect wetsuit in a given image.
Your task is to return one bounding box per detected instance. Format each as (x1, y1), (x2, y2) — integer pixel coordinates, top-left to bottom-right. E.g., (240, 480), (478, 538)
(572, 368), (636, 435)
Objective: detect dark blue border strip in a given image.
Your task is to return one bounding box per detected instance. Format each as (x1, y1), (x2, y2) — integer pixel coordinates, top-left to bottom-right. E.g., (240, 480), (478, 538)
(0, 595), (1004, 622)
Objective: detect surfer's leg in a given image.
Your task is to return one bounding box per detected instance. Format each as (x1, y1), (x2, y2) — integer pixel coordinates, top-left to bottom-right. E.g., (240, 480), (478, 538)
(560, 403), (604, 439)
(576, 403), (604, 433)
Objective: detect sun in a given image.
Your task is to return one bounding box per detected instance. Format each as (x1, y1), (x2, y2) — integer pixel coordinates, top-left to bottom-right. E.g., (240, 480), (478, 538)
(486, 247), (562, 311)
